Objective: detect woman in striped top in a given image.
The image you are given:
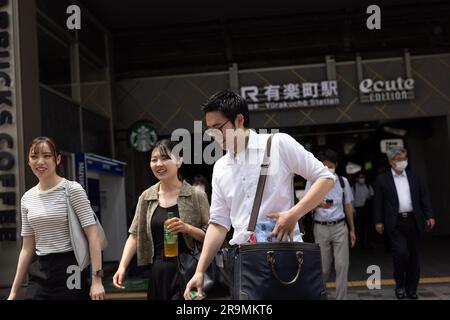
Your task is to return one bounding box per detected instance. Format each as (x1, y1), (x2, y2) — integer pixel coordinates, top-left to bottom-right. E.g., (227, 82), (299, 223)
(8, 137), (105, 300)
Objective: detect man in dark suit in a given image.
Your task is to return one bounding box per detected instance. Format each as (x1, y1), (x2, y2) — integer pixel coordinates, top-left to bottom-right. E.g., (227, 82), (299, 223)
(373, 146), (435, 300)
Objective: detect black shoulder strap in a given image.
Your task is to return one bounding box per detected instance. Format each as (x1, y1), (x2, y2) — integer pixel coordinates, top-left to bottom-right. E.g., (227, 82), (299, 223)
(337, 175), (346, 206)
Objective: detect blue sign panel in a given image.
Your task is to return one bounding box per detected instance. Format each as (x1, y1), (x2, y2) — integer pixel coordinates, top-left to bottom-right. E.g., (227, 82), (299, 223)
(85, 154), (125, 177)
(75, 153), (87, 190)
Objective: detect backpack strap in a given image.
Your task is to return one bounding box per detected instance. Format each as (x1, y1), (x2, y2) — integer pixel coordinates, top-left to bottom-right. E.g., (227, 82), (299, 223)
(337, 175), (346, 207)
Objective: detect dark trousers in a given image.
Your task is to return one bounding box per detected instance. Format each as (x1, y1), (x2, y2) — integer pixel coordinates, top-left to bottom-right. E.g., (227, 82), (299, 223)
(25, 251), (90, 300)
(387, 215), (421, 294)
(355, 205), (374, 249)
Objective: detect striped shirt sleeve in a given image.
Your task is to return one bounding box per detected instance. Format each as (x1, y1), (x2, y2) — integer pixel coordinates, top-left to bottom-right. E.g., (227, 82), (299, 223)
(69, 182), (97, 228)
(21, 196), (34, 237)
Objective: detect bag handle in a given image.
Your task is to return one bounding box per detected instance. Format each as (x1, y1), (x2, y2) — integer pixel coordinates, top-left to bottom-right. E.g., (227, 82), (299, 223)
(267, 250), (304, 285)
(247, 134), (274, 232)
(64, 180), (85, 225)
(190, 187), (202, 252)
(64, 180), (76, 217)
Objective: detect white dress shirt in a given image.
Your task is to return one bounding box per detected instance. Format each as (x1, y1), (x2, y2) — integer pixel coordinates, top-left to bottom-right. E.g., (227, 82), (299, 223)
(391, 168), (414, 213)
(305, 174), (354, 222)
(209, 130), (336, 245)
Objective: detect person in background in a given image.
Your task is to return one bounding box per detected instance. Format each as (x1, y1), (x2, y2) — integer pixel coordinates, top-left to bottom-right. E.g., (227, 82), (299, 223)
(113, 139), (209, 300)
(192, 174), (211, 204)
(352, 171), (374, 250)
(305, 148), (356, 300)
(8, 137), (105, 300)
(373, 146), (435, 300)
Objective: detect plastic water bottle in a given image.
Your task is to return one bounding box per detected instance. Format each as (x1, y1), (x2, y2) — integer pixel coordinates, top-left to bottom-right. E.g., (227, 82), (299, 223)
(164, 211), (178, 257)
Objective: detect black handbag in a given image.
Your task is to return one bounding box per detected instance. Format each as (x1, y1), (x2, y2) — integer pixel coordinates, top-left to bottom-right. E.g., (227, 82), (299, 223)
(177, 244), (218, 293)
(229, 135), (327, 300)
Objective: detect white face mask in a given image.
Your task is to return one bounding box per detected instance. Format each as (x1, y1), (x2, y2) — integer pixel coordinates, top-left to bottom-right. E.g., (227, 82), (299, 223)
(328, 168), (335, 174)
(394, 160), (408, 172)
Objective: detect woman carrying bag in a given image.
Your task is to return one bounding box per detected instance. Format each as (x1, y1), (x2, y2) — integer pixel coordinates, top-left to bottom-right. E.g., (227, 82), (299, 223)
(112, 139), (210, 300)
(8, 137), (105, 300)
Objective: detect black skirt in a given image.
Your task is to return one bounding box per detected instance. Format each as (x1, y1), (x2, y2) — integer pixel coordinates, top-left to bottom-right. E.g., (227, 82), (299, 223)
(147, 256), (181, 300)
(25, 251), (90, 300)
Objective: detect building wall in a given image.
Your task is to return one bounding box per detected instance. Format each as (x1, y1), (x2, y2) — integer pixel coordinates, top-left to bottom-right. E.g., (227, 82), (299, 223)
(241, 54), (450, 128)
(37, 0), (115, 159)
(115, 53), (450, 134)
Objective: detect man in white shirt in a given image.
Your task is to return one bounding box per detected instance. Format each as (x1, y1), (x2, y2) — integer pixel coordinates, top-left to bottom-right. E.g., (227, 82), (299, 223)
(374, 146), (435, 300)
(305, 149), (356, 300)
(184, 90), (335, 299)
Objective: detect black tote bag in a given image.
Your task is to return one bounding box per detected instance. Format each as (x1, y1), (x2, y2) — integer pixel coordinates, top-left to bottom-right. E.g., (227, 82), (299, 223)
(230, 242), (326, 300)
(229, 135), (327, 300)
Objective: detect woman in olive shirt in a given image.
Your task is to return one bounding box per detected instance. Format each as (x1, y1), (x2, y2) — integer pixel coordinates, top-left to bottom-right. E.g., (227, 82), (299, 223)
(113, 139), (209, 300)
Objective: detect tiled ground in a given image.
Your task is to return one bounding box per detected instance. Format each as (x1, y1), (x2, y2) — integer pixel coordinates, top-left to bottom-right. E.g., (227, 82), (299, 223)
(327, 282), (450, 300)
(2, 235), (449, 300)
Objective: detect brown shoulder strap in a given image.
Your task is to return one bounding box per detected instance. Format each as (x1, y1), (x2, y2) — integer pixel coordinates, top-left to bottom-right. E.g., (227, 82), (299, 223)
(247, 134), (273, 232)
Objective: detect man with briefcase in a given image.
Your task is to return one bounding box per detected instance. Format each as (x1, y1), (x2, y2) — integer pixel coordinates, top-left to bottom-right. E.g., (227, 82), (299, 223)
(183, 90), (335, 300)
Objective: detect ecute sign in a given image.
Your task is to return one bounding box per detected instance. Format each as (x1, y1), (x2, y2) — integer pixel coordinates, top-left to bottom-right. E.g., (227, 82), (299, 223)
(359, 77), (414, 103)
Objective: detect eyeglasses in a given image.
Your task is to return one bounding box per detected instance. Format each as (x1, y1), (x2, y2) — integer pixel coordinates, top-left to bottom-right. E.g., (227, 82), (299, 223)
(204, 120), (230, 137)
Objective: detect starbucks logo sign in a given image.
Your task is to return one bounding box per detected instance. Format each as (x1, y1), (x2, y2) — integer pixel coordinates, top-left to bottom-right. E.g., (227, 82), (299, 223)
(129, 121), (158, 152)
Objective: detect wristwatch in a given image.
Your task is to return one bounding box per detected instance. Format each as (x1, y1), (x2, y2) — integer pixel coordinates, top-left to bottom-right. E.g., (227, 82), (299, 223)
(92, 269), (104, 278)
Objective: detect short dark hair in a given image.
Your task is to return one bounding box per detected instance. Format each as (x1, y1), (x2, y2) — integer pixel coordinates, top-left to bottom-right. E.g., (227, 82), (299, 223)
(192, 174), (208, 188)
(192, 174), (210, 194)
(150, 139), (180, 160)
(316, 149), (339, 164)
(201, 90), (250, 127)
(355, 171), (365, 178)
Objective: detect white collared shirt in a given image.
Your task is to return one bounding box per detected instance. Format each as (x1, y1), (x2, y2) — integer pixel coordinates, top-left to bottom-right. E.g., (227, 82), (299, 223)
(391, 168), (414, 213)
(209, 130), (336, 245)
(305, 174), (354, 222)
